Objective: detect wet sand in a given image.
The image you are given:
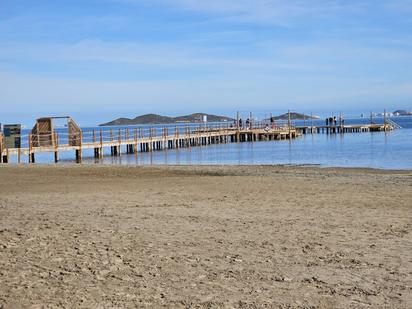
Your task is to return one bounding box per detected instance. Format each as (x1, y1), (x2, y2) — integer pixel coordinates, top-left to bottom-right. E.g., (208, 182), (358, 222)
(0, 165), (411, 308)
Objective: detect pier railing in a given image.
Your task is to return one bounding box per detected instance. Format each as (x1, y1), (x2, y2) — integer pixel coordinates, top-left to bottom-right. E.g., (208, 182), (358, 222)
(1, 120), (293, 151)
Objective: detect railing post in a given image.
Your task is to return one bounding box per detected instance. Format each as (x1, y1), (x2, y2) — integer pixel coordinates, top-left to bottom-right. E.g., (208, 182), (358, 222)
(149, 128), (153, 151)
(100, 129), (103, 158)
(187, 125), (191, 147)
(134, 128), (138, 156)
(311, 112), (313, 131)
(288, 110), (291, 139)
(118, 129), (121, 156)
(236, 111), (240, 142)
(125, 128), (129, 153)
(250, 112), (253, 130)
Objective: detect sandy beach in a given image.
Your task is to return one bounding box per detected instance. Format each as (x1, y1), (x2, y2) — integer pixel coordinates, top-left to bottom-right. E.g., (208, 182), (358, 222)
(0, 165), (411, 308)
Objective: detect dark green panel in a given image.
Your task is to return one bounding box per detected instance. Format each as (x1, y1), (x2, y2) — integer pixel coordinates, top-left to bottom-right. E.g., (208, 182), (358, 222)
(3, 124), (22, 149)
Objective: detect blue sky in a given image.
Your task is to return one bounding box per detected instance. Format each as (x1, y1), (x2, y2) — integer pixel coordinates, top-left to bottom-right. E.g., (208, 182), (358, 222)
(1, 0), (412, 125)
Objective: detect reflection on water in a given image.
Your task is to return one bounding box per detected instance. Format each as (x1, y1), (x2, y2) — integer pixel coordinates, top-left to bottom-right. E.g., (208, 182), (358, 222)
(74, 128), (412, 169)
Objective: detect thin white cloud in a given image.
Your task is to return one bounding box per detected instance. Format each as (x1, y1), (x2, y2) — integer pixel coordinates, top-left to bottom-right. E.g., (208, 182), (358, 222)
(113, 0), (369, 25)
(112, 0), (412, 28)
(0, 39), (339, 73)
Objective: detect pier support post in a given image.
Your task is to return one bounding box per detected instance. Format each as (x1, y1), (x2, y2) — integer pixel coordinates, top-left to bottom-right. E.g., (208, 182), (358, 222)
(54, 132), (59, 163)
(28, 134), (34, 164)
(75, 149), (82, 163)
(3, 151), (9, 163)
(288, 110), (292, 139)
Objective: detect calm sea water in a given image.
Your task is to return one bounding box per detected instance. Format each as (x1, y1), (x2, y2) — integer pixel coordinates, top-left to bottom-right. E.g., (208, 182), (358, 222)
(9, 116), (412, 170)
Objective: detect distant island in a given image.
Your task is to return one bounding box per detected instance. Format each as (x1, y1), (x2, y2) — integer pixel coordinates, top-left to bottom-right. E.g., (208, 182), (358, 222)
(272, 112), (319, 120)
(100, 113), (235, 126)
(393, 110), (412, 116)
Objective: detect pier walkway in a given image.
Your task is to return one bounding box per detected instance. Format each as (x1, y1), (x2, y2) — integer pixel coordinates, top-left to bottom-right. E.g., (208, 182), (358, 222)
(296, 123), (394, 134)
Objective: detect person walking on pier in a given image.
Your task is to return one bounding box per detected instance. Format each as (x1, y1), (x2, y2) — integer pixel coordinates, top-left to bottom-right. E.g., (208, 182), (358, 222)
(239, 118), (243, 129)
(326, 118), (329, 126)
(246, 118), (250, 129)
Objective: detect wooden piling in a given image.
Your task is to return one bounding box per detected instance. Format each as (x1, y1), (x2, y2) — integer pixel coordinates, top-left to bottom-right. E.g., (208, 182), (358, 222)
(54, 132), (59, 163)
(28, 134), (33, 163)
(4, 148), (9, 163)
(76, 131), (83, 163)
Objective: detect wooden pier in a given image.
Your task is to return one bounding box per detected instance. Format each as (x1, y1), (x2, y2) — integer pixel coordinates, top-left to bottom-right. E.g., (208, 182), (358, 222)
(296, 123), (394, 134)
(0, 117), (298, 164)
(0, 114), (398, 164)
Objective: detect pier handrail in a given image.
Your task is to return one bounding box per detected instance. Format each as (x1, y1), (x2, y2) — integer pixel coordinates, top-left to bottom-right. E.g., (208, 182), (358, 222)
(386, 118), (402, 129)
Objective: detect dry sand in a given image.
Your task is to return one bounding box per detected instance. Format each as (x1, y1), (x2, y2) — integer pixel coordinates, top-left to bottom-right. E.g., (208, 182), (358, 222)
(0, 165), (411, 308)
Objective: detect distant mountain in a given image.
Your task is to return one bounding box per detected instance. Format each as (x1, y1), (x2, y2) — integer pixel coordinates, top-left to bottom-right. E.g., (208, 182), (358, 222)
(100, 113), (235, 126)
(272, 112), (319, 120)
(393, 110), (412, 116)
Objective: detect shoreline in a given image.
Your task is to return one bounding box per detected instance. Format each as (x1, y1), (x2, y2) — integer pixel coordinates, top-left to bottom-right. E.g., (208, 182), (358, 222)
(1, 163), (411, 174)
